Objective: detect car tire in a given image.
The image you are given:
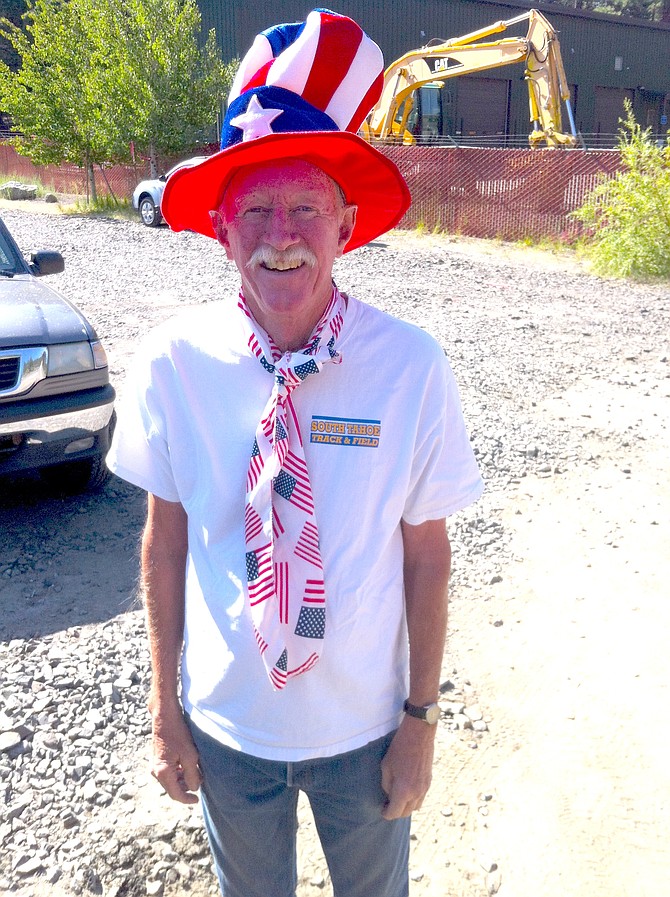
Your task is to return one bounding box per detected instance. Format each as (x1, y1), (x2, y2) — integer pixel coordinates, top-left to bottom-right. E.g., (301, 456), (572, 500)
(139, 195), (162, 227)
(40, 455), (110, 495)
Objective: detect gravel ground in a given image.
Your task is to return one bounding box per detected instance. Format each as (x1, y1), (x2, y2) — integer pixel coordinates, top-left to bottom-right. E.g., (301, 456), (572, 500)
(1, 206), (669, 897)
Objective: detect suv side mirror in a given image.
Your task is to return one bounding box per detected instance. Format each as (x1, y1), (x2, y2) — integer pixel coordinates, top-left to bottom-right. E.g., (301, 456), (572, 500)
(29, 250), (65, 276)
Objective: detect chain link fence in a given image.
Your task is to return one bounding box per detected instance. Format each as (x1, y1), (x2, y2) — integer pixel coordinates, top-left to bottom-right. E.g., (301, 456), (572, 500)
(1, 141), (622, 242)
(380, 145), (623, 242)
(0, 143), (178, 201)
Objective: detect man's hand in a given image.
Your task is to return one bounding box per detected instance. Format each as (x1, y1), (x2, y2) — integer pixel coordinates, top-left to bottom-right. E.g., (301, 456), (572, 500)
(380, 715), (436, 819)
(150, 707), (202, 805)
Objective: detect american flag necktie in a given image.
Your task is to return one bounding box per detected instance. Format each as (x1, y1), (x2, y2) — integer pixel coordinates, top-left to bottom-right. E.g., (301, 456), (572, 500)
(240, 287), (345, 690)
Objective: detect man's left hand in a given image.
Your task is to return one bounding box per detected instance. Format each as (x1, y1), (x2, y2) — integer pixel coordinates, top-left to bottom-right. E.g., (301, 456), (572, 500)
(380, 715), (436, 819)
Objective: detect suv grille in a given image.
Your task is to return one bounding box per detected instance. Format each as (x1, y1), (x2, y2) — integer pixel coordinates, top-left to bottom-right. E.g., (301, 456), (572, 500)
(0, 347), (48, 397)
(0, 355), (20, 392)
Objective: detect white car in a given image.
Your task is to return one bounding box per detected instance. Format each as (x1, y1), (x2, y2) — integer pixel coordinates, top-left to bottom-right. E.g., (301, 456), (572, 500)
(132, 156), (209, 227)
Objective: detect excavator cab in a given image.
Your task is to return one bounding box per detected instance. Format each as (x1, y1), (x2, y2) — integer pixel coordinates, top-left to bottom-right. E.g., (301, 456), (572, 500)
(395, 84), (444, 144)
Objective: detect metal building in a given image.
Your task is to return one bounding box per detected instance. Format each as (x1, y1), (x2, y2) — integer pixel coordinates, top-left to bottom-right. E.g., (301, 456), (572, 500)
(199, 0), (670, 146)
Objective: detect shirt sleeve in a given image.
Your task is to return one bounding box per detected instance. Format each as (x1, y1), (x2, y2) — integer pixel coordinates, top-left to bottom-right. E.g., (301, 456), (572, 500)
(106, 330), (181, 502)
(402, 345), (483, 525)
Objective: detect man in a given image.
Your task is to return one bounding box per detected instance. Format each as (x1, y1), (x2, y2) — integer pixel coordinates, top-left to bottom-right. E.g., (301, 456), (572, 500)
(108, 11), (483, 897)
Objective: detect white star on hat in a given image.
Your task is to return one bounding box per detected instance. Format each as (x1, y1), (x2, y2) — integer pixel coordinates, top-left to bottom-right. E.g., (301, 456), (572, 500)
(230, 94), (283, 142)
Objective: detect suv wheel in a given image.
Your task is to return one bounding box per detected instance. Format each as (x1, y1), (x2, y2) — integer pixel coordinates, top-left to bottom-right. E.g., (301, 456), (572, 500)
(139, 195), (162, 227)
(40, 456), (110, 495)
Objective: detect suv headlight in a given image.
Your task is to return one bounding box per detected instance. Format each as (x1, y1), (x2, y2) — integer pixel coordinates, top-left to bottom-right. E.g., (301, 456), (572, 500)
(47, 340), (108, 375)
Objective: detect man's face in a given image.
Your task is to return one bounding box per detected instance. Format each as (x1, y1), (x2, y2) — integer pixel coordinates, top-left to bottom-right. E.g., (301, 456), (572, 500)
(211, 160), (356, 346)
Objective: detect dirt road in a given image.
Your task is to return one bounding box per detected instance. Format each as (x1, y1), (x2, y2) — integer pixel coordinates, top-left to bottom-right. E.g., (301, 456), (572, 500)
(434, 380), (670, 897)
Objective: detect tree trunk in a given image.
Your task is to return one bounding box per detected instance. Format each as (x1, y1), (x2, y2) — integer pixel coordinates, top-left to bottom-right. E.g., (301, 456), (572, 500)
(87, 160), (97, 204)
(149, 143), (158, 178)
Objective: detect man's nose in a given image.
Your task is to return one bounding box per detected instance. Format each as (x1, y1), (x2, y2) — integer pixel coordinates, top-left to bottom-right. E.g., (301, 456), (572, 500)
(263, 208), (300, 249)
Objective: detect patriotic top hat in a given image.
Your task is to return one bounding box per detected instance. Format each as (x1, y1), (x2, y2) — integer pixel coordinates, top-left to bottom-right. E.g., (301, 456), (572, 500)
(160, 9), (411, 252)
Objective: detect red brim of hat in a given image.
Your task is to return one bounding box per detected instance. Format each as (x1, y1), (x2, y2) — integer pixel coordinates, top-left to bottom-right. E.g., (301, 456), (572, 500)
(160, 131), (411, 252)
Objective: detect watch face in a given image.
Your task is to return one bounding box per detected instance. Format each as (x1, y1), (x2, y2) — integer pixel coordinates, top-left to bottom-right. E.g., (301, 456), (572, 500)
(425, 703), (441, 725)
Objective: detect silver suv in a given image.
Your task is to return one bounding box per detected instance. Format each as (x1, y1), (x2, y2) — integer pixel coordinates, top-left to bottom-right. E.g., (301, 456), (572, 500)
(0, 216), (115, 491)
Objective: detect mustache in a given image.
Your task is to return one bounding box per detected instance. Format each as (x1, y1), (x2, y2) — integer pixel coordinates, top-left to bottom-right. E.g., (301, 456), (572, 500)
(246, 245), (317, 271)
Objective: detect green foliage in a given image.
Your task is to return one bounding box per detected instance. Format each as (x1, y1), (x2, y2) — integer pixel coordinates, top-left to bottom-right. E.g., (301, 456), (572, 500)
(0, 0), (25, 70)
(573, 101), (670, 279)
(67, 194), (134, 219)
(0, 0), (236, 171)
(552, 0), (668, 22)
(94, 0), (236, 163)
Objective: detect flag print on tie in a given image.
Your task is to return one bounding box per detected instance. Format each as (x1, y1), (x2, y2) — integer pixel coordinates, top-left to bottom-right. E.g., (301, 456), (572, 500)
(295, 521), (322, 568)
(244, 504), (264, 543)
(275, 561), (289, 624)
(272, 507), (285, 540)
(273, 451), (314, 514)
(240, 288), (346, 689)
(247, 439), (263, 491)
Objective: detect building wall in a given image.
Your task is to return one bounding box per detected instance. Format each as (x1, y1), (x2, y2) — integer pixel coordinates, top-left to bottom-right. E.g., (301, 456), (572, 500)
(199, 0), (670, 139)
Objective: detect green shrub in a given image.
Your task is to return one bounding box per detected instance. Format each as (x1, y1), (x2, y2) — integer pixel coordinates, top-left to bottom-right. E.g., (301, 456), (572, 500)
(573, 101), (670, 279)
(66, 194), (133, 219)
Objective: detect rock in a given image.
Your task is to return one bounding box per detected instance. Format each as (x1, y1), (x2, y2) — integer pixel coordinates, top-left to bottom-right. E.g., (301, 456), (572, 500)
(82, 779), (98, 801)
(0, 730), (22, 753)
(14, 855), (45, 876)
(61, 811), (80, 829)
(45, 864), (63, 883)
(175, 861), (193, 881)
(0, 181), (38, 200)
(74, 755), (93, 772)
(44, 193), (59, 203)
(464, 704), (483, 722)
(105, 880), (128, 897)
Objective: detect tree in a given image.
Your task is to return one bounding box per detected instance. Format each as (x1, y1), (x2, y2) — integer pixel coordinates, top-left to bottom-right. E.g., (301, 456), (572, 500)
(0, 0), (25, 71)
(573, 101), (670, 278)
(551, 0), (667, 21)
(0, 0), (235, 197)
(91, 0), (235, 174)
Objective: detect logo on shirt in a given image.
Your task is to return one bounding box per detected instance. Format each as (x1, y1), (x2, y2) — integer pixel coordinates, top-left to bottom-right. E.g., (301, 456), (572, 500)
(310, 416), (381, 448)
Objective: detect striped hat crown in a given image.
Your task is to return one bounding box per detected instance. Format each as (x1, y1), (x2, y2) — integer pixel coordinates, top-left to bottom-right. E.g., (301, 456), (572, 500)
(159, 8), (411, 250)
(221, 9), (384, 149)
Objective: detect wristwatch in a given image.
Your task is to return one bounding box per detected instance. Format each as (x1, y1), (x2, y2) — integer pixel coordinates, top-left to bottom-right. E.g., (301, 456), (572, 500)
(403, 699), (440, 725)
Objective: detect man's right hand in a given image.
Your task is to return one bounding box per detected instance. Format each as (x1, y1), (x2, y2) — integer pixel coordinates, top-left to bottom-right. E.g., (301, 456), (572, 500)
(150, 708), (202, 804)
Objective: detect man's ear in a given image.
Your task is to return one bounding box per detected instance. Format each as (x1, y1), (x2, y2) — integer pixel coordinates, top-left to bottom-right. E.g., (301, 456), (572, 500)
(336, 205), (357, 256)
(210, 210), (233, 259)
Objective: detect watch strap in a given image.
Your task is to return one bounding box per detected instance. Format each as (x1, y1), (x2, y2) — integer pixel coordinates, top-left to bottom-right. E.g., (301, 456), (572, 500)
(403, 699), (440, 724)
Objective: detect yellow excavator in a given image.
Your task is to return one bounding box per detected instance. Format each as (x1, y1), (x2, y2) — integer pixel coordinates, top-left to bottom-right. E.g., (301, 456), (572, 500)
(361, 8), (579, 148)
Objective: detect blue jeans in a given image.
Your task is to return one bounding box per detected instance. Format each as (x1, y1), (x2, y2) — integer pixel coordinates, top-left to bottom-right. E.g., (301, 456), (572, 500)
(188, 720), (410, 897)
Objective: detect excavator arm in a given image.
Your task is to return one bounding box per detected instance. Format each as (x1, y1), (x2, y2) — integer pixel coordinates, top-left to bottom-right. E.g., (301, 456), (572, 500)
(362, 9), (578, 148)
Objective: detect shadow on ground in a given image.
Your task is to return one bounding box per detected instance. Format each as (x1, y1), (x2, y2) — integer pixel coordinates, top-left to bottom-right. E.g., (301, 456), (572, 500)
(0, 472), (146, 641)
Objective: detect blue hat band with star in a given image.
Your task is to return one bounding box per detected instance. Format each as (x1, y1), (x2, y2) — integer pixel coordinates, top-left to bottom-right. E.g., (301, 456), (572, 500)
(221, 87), (339, 150)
